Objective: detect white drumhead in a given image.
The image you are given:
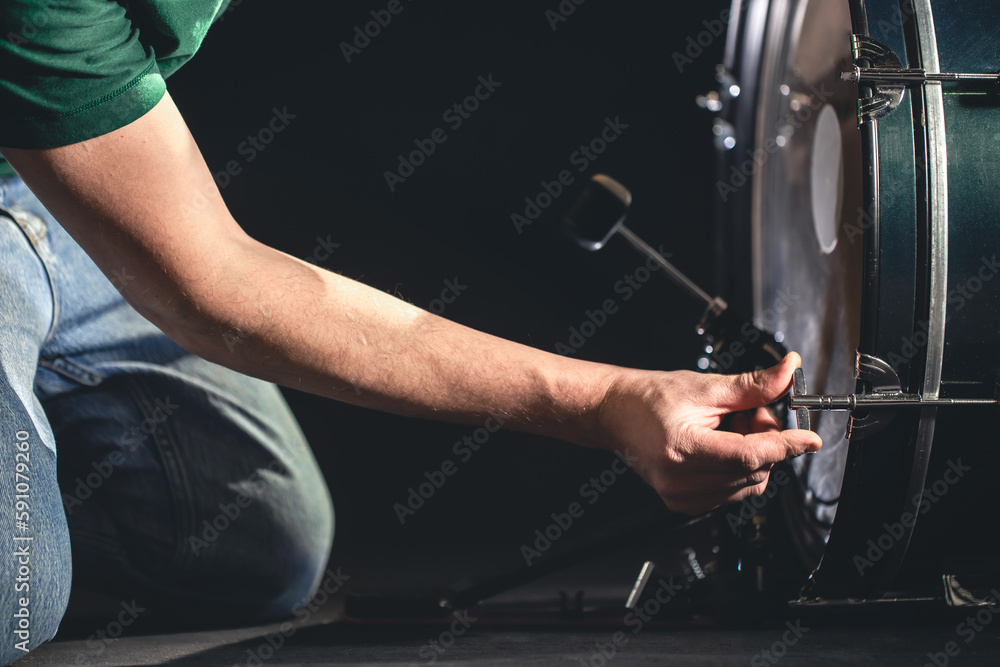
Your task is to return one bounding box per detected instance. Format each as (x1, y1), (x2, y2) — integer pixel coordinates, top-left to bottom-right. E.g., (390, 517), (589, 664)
(750, 0), (863, 527)
(810, 104), (844, 255)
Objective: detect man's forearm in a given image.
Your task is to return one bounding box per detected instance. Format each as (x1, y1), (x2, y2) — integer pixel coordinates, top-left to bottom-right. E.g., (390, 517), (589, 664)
(1, 93), (823, 516)
(1, 94), (616, 449)
(171, 235), (617, 447)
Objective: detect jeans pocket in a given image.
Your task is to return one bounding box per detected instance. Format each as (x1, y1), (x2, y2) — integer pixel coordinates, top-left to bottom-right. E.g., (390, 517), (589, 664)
(1, 206), (48, 246)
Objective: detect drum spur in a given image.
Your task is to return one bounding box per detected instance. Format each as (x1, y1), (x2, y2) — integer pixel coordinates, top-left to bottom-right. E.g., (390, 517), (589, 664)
(788, 352), (998, 439)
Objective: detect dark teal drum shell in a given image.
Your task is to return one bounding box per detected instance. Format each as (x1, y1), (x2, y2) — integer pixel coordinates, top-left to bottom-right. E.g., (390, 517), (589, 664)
(934, 0), (1000, 388)
(810, 0), (1000, 601)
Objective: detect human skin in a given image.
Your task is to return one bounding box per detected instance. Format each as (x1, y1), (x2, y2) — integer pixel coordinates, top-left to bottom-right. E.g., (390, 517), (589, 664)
(1, 93), (821, 516)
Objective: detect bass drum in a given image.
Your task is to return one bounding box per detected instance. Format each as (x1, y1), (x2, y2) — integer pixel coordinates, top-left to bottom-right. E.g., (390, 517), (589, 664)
(715, 0), (1000, 602)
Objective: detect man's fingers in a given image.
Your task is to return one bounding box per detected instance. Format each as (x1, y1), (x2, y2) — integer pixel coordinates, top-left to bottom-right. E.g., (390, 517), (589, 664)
(722, 407), (778, 437)
(728, 411), (752, 435)
(687, 425), (822, 473)
(714, 352), (801, 413)
(723, 479), (774, 505)
(749, 406), (781, 432)
(663, 478), (772, 516)
(699, 467), (774, 492)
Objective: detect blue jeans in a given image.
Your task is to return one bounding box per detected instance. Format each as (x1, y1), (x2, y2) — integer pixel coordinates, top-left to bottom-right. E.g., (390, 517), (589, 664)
(0, 177), (335, 664)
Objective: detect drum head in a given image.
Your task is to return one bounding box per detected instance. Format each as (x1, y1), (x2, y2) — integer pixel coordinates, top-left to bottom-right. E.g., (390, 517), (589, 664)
(746, 0), (863, 530)
(726, 0), (864, 544)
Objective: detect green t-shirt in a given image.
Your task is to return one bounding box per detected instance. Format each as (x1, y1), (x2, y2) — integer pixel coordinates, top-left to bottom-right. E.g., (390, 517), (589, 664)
(0, 0), (229, 176)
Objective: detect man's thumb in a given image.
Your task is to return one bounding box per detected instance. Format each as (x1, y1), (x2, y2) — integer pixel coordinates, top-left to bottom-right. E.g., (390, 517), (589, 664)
(720, 352), (800, 412)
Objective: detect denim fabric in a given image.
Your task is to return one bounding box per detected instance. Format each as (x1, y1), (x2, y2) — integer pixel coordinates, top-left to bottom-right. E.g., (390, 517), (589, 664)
(0, 176), (335, 664)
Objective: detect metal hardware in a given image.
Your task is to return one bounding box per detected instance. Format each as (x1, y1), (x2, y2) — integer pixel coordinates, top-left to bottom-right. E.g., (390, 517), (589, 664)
(842, 34), (1000, 125)
(842, 67), (1000, 85)
(615, 224), (725, 313)
(791, 368), (811, 431)
(712, 119), (737, 151)
(714, 64), (742, 99)
(789, 352), (997, 440)
(791, 392), (996, 410)
(697, 65), (742, 113)
(625, 561), (656, 610)
(696, 91), (724, 112)
(699, 65), (741, 151)
(564, 174), (728, 316)
(563, 174), (791, 376)
(843, 35), (907, 124)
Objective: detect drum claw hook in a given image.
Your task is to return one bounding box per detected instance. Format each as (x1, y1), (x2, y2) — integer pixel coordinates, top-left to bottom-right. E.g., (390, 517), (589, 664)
(843, 34), (1000, 124)
(844, 353), (901, 440)
(844, 35), (907, 125)
(790, 352), (998, 441)
(788, 352), (903, 441)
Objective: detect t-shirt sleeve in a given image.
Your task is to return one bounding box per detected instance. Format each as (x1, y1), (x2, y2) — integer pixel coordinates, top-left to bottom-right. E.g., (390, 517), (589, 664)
(0, 0), (167, 149)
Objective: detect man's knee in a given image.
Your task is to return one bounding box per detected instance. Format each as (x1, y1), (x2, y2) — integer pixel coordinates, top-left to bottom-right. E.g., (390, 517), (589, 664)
(184, 470), (335, 620)
(243, 495), (336, 619)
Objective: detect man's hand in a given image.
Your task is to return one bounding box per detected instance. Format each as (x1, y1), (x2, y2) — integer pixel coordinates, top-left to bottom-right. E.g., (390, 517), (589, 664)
(595, 352), (821, 515)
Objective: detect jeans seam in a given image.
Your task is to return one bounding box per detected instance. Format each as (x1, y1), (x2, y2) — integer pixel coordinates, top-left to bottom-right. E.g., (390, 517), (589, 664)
(126, 378), (197, 578)
(0, 205), (61, 348)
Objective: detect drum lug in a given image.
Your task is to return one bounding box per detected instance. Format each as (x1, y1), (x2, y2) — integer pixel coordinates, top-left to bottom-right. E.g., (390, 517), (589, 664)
(845, 353), (901, 440)
(697, 65), (742, 111)
(712, 119), (737, 151)
(698, 65), (742, 149)
(790, 353), (899, 440)
(696, 90), (724, 113)
(789, 352), (998, 440)
(843, 35), (907, 125)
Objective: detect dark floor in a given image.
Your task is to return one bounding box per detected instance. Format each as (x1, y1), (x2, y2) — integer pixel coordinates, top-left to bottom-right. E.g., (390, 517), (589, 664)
(20, 545), (1000, 666)
(22, 609), (1000, 666)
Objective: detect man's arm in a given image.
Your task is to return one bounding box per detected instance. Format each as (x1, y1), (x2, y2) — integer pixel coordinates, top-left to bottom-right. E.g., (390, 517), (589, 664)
(1, 92), (821, 515)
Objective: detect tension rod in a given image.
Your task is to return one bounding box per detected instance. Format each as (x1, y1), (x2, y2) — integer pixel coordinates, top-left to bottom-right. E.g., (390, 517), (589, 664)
(790, 393), (997, 411)
(842, 66), (1000, 86)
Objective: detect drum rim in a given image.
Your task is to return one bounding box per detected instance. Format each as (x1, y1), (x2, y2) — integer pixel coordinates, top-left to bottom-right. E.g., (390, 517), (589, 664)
(872, 0), (949, 593)
(809, 0), (951, 599)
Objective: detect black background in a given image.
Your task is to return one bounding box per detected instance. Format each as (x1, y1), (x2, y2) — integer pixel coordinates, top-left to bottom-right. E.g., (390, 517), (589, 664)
(167, 0), (732, 569)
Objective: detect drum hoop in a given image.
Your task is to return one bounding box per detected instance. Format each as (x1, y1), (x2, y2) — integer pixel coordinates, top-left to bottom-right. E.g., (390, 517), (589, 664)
(870, 0), (951, 592)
